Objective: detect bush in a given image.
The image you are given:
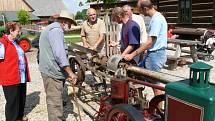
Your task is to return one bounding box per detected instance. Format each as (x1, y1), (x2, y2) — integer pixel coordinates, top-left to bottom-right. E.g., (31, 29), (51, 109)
(17, 10), (31, 25)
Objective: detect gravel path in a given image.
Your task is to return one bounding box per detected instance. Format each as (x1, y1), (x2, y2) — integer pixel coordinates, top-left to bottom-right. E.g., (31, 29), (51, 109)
(0, 48), (215, 121)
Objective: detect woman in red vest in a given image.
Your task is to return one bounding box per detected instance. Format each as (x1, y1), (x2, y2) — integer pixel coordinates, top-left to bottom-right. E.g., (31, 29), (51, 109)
(0, 22), (30, 121)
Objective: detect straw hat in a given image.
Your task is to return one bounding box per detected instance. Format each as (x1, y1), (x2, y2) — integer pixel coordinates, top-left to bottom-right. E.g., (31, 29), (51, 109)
(59, 10), (74, 20)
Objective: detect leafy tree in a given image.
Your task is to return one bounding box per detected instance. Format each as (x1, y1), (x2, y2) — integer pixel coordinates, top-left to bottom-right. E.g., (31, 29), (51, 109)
(75, 9), (87, 20)
(86, 0), (118, 5)
(17, 10), (31, 25)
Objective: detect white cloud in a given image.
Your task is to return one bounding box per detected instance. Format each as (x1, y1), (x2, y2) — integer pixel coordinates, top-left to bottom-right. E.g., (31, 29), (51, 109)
(63, 0), (89, 14)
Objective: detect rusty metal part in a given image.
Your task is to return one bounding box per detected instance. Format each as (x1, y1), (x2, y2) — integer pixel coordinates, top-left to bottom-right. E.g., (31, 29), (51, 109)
(128, 77), (165, 91)
(107, 54), (123, 72)
(68, 42), (97, 55)
(106, 104), (145, 121)
(148, 94), (165, 120)
(126, 66), (186, 84)
(69, 57), (85, 84)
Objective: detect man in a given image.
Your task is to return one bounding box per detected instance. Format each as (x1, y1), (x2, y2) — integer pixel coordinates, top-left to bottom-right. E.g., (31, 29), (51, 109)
(123, 5), (148, 44)
(111, 7), (141, 64)
(39, 12), (77, 121)
(124, 0), (168, 96)
(81, 8), (106, 53)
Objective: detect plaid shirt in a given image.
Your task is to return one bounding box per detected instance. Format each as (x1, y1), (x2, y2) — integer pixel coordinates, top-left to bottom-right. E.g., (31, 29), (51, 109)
(12, 40), (26, 83)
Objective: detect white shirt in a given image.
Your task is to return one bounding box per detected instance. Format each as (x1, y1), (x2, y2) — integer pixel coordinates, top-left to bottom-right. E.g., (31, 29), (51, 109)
(132, 14), (148, 44)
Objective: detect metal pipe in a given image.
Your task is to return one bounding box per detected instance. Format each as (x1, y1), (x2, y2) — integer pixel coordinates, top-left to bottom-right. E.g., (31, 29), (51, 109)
(172, 28), (206, 35)
(126, 66), (186, 84)
(127, 77), (165, 91)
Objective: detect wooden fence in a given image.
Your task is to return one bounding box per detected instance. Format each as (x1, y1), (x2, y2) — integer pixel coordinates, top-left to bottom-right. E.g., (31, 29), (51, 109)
(99, 11), (121, 57)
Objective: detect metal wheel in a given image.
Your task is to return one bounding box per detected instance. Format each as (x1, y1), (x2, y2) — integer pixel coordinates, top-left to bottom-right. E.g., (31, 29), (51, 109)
(106, 104), (145, 121)
(148, 94), (165, 121)
(19, 38), (31, 52)
(69, 57), (85, 85)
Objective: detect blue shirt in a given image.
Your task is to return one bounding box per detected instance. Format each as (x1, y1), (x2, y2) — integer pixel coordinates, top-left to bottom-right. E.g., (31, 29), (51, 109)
(48, 22), (69, 68)
(12, 40), (26, 83)
(148, 12), (167, 51)
(0, 42), (5, 59)
(121, 19), (141, 63)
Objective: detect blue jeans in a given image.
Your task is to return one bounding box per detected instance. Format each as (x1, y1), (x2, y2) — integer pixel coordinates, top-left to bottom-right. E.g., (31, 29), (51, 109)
(139, 49), (167, 72)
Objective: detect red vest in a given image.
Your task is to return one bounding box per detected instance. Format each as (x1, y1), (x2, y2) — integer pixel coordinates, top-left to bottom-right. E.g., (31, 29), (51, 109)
(0, 35), (31, 86)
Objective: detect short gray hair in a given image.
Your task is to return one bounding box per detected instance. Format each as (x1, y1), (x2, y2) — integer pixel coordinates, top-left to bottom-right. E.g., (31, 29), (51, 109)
(138, 0), (154, 10)
(111, 7), (126, 18)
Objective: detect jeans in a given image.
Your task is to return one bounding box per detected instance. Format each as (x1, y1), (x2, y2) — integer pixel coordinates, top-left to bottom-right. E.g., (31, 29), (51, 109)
(139, 49), (167, 72)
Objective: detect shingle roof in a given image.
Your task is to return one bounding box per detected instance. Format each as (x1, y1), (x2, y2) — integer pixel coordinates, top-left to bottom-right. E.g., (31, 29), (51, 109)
(0, 11), (40, 21)
(25, 0), (67, 17)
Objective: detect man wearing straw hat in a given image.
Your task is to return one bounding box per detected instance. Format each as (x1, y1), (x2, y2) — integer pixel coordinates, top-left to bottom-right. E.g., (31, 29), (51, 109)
(39, 10), (77, 121)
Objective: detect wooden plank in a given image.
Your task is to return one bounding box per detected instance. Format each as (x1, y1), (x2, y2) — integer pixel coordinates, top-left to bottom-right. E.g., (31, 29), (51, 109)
(159, 6), (178, 12)
(192, 16), (213, 23)
(159, 0), (178, 6)
(192, 0), (213, 4)
(165, 12), (178, 17)
(192, 9), (213, 17)
(166, 18), (178, 23)
(192, 3), (213, 10)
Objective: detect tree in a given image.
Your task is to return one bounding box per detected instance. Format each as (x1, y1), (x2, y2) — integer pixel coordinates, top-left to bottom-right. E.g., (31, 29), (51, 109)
(17, 10), (31, 25)
(75, 9), (87, 20)
(87, 0), (118, 7)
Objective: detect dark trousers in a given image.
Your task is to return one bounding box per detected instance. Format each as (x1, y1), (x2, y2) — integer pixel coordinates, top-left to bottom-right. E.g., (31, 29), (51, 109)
(2, 83), (27, 121)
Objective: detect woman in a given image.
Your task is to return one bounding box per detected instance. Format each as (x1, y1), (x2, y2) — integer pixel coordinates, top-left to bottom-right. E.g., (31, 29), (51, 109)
(0, 22), (30, 121)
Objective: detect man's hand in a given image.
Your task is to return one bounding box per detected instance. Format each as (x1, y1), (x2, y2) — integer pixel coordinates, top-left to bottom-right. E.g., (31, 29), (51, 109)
(83, 44), (89, 48)
(109, 40), (118, 47)
(123, 53), (135, 61)
(90, 44), (97, 51)
(67, 72), (78, 84)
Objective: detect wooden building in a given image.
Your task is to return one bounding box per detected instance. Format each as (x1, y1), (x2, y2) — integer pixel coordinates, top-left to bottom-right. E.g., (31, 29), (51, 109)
(158, 0), (215, 29)
(0, 0), (33, 11)
(90, 0), (215, 29)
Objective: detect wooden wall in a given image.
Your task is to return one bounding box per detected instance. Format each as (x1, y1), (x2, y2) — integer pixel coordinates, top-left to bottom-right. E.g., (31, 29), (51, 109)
(191, 0), (213, 24)
(158, 0), (215, 28)
(158, 0), (178, 24)
(0, 0), (32, 11)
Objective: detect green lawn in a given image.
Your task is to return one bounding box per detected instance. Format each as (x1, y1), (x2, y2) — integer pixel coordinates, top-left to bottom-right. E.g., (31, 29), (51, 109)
(64, 37), (81, 43)
(24, 33), (81, 43)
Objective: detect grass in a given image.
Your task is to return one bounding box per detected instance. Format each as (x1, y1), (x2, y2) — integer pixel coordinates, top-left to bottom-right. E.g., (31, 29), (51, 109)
(64, 37), (81, 43)
(24, 33), (81, 43)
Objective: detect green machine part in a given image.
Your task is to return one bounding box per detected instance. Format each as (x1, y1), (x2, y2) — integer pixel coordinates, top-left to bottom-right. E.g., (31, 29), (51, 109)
(0, 26), (5, 37)
(165, 61), (215, 121)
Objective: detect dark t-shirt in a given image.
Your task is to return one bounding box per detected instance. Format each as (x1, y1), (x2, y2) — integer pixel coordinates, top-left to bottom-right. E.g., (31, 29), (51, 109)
(120, 19), (141, 63)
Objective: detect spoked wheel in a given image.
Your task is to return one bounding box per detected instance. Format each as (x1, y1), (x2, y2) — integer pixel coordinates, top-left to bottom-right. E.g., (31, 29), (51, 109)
(148, 94), (165, 121)
(69, 57), (85, 85)
(106, 104), (145, 121)
(19, 38), (31, 52)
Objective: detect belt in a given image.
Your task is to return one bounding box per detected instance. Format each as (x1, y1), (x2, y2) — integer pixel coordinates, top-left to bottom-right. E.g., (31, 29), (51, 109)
(148, 48), (165, 53)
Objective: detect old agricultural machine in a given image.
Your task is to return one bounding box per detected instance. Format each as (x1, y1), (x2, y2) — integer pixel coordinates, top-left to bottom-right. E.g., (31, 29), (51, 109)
(67, 42), (215, 121)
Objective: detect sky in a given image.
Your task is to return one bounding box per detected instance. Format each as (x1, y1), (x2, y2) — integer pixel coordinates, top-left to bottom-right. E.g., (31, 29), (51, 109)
(63, 0), (89, 15)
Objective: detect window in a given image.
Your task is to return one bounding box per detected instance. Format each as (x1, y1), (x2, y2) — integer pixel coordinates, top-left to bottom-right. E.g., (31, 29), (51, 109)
(179, 0), (192, 23)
